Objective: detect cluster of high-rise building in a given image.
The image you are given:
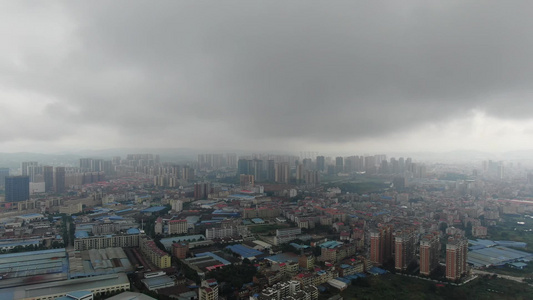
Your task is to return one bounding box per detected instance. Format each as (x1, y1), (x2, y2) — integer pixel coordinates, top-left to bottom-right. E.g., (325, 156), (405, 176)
(370, 224), (468, 280)
(235, 154), (425, 187)
(3, 163), (67, 201)
(2, 151), (532, 300)
(198, 153), (237, 170)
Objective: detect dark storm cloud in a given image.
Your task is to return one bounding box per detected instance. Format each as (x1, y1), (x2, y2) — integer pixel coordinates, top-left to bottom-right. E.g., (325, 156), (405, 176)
(4, 1), (533, 149)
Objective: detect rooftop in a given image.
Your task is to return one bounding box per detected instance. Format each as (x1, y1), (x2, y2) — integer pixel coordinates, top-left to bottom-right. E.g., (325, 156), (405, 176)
(140, 206), (167, 213)
(265, 252), (299, 264)
(0, 273), (129, 299)
(225, 244), (263, 258)
(468, 246), (533, 267)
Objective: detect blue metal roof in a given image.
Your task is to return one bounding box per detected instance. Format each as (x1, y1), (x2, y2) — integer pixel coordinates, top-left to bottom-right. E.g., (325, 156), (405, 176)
(340, 264), (352, 269)
(495, 241), (527, 248)
(265, 252), (299, 263)
(0, 240), (40, 248)
(20, 213), (44, 218)
(369, 267), (387, 275)
(228, 194), (255, 199)
(226, 244), (263, 258)
(141, 206), (167, 213)
(468, 245), (533, 267)
(319, 241), (342, 249)
(195, 252), (231, 265)
(143, 275), (174, 287)
(212, 210), (239, 215)
(68, 291), (93, 298)
(74, 231), (89, 239)
(290, 243), (310, 249)
(335, 277), (351, 284)
(127, 228), (140, 234)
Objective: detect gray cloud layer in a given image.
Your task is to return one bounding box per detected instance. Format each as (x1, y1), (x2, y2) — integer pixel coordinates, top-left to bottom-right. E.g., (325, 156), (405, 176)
(2, 1), (533, 152)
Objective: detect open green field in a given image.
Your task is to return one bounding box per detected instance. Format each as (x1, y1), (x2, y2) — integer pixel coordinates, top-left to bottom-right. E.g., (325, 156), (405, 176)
(487, 215), (533, 252)
(322, 176), (390, 194)
(485, 261), (533, 278)
(333, 274), (533, 300)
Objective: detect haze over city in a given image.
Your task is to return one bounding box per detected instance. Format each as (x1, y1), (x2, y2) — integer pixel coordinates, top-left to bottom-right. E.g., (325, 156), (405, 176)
(4, 2), (533, 300)
(3, 1), (533, 154)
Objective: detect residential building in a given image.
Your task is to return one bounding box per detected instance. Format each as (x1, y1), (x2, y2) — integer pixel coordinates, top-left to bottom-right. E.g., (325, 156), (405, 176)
(199, 279), (218, 300)
(172, 242), (189, 259)
(419, 232), (440, 276)
(168, 219), (188, 235)
(74, 233), (140, 251)
(0, 167), (9, 188)
(369, 225), (393, 265)
(445, 235), (468, 281)
(55, 167), (66, 193)
(394, 228), (416, 271)
(5, 176), (30, 202)
(140, 236), (171, 269)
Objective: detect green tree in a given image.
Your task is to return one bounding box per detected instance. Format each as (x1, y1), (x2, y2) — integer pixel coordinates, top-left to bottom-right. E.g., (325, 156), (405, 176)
(439, 223), (448, 234)
(465, 221), (473, 238)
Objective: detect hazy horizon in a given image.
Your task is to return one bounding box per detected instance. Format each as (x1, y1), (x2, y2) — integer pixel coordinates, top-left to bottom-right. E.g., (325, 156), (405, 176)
(3, 1), (533, 154)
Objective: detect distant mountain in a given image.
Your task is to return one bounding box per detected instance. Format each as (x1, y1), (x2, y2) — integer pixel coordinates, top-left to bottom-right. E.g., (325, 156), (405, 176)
(501, 149), (533, 160)
(0, 152), (81, 169)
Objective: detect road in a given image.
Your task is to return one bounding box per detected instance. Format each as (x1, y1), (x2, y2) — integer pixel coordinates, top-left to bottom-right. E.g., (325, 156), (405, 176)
(471, 269), (526, 283)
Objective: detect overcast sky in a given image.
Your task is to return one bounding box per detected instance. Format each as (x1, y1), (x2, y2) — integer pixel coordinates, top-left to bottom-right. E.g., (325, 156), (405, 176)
(2, 1), (533, 155)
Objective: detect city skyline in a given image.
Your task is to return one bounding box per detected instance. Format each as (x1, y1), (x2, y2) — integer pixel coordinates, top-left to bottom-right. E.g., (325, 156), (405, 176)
(3, 1), (533, 154)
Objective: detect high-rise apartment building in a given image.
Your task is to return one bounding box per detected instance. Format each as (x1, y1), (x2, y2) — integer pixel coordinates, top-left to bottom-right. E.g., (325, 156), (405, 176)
(445, 235), (468, 281)
(240, 174), (254, 188)
(394, 228), (416, 271)
(316, 156), (325, 172)
(194, 182), (210, 200)
(0, 168), (9, 188)
(226, 153), (237, 168)
(21, 161), (38, 176)
(369, 225), (393, 265)
(237, 159), (251, 176)
(27, 165), (43, 183)
(267, 160), (275, 181)
(304, 170), (320, 186)
(237, 159), (264, 182)
(252, 159), (263, 181)
(295, 164), (304, 183)
(43, 166), (54, 192)
(5, 176), (30, 202)
(420, 232), (440, 276)
(54, 167), (66, 193)
(335, 157), (344, 173)
(79, 158), (91, 172)
(364, 156), (377, 175)
(181, 166), (194, 181)
(275, 162), (289, 184)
